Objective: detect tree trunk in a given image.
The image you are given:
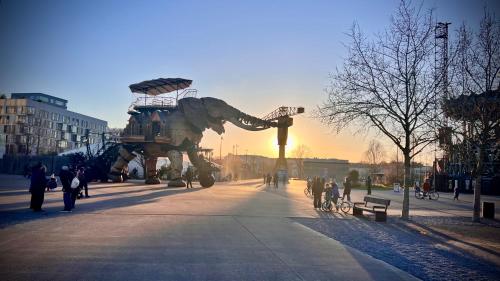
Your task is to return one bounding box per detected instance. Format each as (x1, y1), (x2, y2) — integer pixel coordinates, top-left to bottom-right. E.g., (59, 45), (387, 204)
(401, 152), (411, 220)
(472, 145), (484, 222)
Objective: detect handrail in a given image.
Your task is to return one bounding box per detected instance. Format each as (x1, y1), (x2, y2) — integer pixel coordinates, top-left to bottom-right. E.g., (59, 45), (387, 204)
(128, 88), (198, 112)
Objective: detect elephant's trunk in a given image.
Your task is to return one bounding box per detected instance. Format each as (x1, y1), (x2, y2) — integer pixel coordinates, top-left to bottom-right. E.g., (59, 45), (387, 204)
(227, 111), (275, 131)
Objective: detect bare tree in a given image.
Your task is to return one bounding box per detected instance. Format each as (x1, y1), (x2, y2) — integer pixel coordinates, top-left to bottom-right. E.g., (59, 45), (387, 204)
(450, 10), (500, 96)
(291, 144), (311, 179)
(364, 140), (386, 174)
(447, 9), (500, 222)
(316, 0), (439, 219)
(132, 152), (146, 179)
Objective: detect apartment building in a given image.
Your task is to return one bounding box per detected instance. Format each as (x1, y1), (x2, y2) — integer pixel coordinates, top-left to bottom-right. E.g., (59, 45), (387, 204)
(0, 93), (107, 157)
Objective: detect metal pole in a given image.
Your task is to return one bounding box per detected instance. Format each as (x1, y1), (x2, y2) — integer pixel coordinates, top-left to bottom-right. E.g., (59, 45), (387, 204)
(220, 136), (223, 160)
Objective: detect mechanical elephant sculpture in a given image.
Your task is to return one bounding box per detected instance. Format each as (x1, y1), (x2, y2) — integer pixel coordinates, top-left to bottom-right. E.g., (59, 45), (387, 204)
(109, 97), (275, 187)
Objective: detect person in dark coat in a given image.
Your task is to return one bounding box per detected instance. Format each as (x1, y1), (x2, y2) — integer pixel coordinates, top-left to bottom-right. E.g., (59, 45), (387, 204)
(59, 166), (74, 212)
(78, 167), (89, 198)
(312, 177), (324, 209)
(29, 162), (47, 212)
(366, 176), (372, 195)
(342, 177), (352, 201)
(453, 184), (460, 201)
(185, 167), (193, 189)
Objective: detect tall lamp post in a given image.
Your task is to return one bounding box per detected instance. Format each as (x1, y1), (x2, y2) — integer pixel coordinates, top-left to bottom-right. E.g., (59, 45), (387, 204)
(219, 136), (223, 160)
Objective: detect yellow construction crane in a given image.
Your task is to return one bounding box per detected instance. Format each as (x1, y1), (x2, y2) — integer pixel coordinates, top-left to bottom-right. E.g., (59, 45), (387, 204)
(262, 106), (305, 173)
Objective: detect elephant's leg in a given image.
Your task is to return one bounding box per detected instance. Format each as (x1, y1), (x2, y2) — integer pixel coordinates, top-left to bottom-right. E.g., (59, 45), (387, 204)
(109, 146), (136, 182)
(167, 150), (186, 187)
(144, 156), (161, 184)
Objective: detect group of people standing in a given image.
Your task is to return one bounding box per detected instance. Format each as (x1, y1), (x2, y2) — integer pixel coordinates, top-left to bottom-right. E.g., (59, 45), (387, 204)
(309, 176), (352, 210)
(59, 165), (89, 212)
(28, 162), (90, 213)
(264, 173), (279, 188)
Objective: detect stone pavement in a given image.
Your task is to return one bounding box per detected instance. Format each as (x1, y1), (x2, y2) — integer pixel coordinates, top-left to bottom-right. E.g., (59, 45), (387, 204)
(266, 180), (500, 281)
(0, 174), (416, 281)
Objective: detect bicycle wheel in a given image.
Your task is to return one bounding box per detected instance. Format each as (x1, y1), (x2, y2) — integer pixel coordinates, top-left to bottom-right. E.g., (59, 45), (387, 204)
(415, 191), (423, 199)
(304, 187), (309, 197)
(430, 191), (439, 200)
(340, 201), (351, 214)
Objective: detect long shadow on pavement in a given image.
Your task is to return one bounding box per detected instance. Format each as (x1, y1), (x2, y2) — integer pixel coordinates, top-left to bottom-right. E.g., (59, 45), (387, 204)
(0, 185), (202, 229)
(295, 216), (500, 281)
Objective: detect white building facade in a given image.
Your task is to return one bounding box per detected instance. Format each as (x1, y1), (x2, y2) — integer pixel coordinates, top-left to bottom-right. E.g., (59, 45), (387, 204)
(0, 93), (107, 158)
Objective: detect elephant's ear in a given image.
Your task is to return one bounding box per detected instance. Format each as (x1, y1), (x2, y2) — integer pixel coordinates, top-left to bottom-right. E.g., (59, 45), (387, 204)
(178, 98), (209, 132)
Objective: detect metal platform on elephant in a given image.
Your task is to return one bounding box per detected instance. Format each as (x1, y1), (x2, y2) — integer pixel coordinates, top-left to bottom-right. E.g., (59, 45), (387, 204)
(128, 89), (197, 113)
(127, 78), (197, 114)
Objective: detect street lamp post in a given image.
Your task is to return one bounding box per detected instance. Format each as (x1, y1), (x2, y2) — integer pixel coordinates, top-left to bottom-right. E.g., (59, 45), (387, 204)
(219, 136), (223, 160)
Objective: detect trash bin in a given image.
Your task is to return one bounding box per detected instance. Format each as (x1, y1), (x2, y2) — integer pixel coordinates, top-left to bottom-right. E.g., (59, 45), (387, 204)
(483, 202), (495, 219)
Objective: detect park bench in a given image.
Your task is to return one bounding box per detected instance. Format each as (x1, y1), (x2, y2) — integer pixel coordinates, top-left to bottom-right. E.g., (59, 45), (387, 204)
(353, 196), (391, 222)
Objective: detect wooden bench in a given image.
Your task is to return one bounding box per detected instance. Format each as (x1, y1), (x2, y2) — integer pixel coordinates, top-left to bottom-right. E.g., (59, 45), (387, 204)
(353, 196), (391, 222)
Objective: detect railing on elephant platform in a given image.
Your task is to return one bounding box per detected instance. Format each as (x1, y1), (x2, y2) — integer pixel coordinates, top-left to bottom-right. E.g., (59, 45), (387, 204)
(128, 89), (198, 113)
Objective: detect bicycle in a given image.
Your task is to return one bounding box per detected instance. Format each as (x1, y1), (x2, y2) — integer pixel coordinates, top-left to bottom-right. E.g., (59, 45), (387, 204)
(321, 195), (351, 214)
(304, 187), (313, 198)
(415, 188), (439, 200)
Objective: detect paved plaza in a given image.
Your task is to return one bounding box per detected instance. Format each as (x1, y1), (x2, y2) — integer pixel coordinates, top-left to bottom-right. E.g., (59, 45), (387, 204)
(0, 174), (499, 281)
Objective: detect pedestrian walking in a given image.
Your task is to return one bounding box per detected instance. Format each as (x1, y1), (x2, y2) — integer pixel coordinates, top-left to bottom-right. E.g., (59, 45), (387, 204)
(29, 162), (47, 212)
(342, 177), (352, 201)
(273, 172), (278, 188)
(59, 166), (74, 212)
(453, 185), (460, 201)
(366, 175), (372, 195)
(78, 167), (89, 198)
(266, 173), (271, 186)
(185, 167), (193, 188)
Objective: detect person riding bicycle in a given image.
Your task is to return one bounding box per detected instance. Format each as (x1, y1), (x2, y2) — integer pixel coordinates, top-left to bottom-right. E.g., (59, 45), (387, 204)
(324, 181), (332, 200)
(414, 182), (421, 193)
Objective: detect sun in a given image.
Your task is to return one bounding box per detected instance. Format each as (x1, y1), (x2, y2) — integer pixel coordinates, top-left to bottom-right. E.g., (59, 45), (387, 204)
(268, 133), (297, 157)
(287, 133), (296, 152)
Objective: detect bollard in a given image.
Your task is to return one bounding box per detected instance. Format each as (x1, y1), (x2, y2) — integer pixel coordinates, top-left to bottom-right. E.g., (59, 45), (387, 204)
(483, 202), (495, 219)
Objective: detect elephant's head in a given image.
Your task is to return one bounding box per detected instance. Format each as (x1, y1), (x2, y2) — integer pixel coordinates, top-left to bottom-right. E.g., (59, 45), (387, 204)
(178, 97), (275, 134)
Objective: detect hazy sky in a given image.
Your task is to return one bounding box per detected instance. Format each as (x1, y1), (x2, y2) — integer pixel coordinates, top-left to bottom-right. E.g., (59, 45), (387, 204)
(1, 0), (498, 162)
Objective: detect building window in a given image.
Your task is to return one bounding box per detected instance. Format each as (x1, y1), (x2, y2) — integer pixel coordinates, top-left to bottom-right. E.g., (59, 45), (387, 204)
(26, 106), (35, 115)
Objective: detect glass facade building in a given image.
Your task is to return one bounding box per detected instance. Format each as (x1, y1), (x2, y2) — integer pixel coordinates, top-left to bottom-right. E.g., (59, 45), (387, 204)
(0, 93), (107, 157)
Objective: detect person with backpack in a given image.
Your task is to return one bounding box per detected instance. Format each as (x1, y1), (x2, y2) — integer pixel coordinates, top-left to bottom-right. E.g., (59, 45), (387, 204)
(59, 166), (74, 212)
